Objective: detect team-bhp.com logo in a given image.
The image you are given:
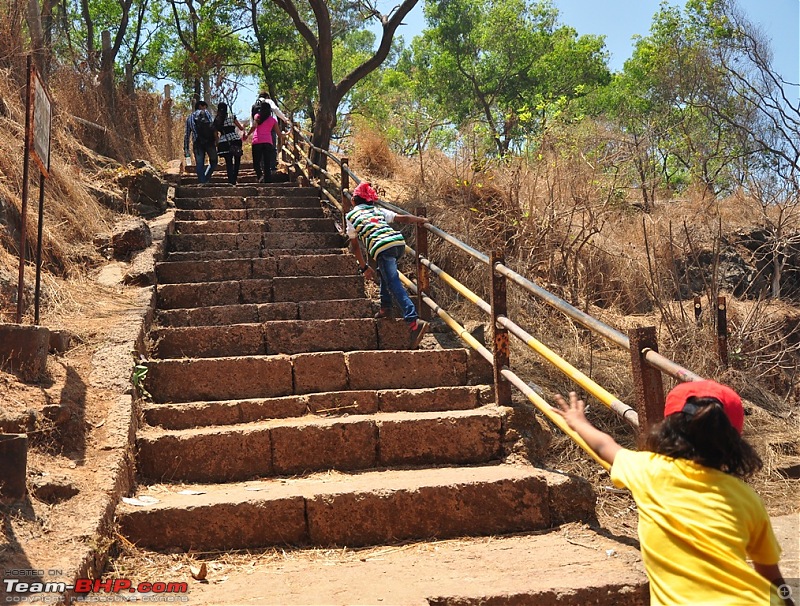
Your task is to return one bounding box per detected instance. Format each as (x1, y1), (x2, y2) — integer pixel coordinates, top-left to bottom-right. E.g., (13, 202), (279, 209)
(4, 571), (189, 603)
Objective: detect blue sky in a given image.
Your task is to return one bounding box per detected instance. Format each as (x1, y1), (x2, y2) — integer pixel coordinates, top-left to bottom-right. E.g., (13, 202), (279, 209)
(397, 0), (799, 85)
(231, 0), (799, 116)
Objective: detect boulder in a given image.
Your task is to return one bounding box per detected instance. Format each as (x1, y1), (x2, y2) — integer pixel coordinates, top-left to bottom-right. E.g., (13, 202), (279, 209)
(111, 218), (152, 259)
(115, 160), (169, 217)
(86, 183), (125, 213)
(0, 324), (49, 382)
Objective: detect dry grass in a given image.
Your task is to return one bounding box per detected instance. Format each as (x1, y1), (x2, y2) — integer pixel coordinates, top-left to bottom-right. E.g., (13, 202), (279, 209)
(0, 52), (185, 323)
(361, 132), (800, 518)
(351, 126), (397, 178)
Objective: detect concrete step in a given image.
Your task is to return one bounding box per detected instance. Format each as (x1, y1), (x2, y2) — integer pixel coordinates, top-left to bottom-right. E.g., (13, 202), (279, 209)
(174, 207), (324, 221)
(175, 217), (335, 234)
(156, 254), (356, 284)
(175, 185), (316, 199)
(117, 463), (596, 551)
(165, 248), (345, 261)
(142, 385), (492, 429)
(144, 349), (491, 403)
(148, 318), (414, 358)
(156, 276), (364, 309)
(135, 528), (647, 605)
(167, 231), (344, 252)
(155, 299), (374, 327)
(136, 406), (507, 483)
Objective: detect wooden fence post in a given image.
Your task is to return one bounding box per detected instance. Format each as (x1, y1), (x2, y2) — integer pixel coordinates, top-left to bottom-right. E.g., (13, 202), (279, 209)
(717, 296), (729, 367)
(491, 251), (512, 407)
(415, 207), (431, 322)
(341, 157), (350, 235)
(628, 326), (665, 444)
(163, 84), (173, 159)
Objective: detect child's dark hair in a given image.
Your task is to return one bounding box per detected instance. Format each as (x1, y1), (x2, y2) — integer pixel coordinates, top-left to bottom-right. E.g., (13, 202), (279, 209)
(646, 396), (762, 478)
(352, 195), (369, 205)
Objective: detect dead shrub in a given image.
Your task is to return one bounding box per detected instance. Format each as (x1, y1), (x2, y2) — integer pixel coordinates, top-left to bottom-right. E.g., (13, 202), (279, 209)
(352, 126), (396, 178)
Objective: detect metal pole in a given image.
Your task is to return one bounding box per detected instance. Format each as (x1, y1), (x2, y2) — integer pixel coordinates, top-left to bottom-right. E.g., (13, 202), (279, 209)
(491, 251), (512, 406)
(415, 207), (431, 322)
(16, 56), (33, 324)
(34, 172), (45, 325)
(717, 296), (729, 367)
(628, 326), (665, 444)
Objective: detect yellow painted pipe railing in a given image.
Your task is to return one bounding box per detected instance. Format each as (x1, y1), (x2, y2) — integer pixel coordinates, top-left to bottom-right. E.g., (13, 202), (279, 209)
(400, 272), (611, 471)
(404, 245), (639, 427)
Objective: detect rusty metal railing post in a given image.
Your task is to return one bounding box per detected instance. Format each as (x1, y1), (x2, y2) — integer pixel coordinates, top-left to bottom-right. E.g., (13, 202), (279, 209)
(628, 326), (664, 443)
(717, 296), (728, 367)
(16, 56), (33, 324)
(491, 251), (512, 407)
(415, 207), (431, 322)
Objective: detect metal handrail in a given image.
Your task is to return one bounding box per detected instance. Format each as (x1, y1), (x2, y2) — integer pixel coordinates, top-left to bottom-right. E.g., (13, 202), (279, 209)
(405, 244), (640, 427)
(400, 273), (611, 470)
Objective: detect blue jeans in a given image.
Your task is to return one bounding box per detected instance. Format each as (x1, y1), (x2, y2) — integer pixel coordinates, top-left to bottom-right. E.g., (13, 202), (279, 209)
(376, 245), (417, 323)
(193, 143), (218, 183)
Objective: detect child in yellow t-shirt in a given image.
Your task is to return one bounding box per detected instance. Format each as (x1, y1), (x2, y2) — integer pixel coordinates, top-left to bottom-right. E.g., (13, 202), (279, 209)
(554, 380), (795, 606)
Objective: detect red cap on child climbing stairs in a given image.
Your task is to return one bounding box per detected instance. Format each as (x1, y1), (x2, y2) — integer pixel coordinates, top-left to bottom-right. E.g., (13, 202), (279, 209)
(353, 182), (379, 202)
(664, 380), (744, 434)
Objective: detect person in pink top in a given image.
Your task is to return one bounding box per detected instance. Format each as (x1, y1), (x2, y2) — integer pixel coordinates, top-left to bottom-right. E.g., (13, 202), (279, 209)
(245, 98), (283, 183)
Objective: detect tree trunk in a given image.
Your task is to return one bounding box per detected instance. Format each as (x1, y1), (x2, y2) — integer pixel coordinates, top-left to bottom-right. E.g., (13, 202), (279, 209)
(25, 0), (46, 78)
(311, 102), (337, 176)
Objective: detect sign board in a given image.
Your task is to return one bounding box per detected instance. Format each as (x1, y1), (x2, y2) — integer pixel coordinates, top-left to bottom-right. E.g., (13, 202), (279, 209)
(30, 66), (52, 177)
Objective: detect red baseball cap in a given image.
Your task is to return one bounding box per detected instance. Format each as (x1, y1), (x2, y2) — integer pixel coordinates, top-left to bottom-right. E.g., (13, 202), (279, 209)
(664, 380), (744, 434)
(353, 182), (379, 202)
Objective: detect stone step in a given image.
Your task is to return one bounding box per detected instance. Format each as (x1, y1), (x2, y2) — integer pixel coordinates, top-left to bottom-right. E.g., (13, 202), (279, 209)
(180, 173), (291, 185)
(155, 299), (373, 327)
(174, 207), (324, 221)
(175, 185), (315, 198)
(175, 217), (335, 234)
(184, 162), (257, 172)
(142, 385), (491, 429)
(144, 349), (491, 403)
(117, 463), (595, 552)
(167, 231), (344, 252)
(142, 529), (647, 605)
(148, 318), (414, 358)
(156, 276), (364, 309)
(165, 248), (345, 261)
(173, 195), (321, 211)
(136, 406), (506, 483)
(156, 254), (356, 284)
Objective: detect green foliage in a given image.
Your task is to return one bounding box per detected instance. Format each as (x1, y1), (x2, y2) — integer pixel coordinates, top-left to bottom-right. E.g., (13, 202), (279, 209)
(412, 0), (610, 156)
(130, 362), (152, 400)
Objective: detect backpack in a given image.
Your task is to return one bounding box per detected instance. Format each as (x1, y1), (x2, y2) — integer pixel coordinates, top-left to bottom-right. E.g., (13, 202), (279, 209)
(252, 98), (272, 125)
(194, 110), (215, 145)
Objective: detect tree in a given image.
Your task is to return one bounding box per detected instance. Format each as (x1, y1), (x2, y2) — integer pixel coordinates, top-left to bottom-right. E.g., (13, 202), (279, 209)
(270, 0), (418, 169)
(414, 0), (609, 156)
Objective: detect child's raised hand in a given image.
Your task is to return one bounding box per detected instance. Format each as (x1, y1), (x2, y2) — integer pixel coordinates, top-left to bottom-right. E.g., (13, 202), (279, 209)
(553, 391), (589, 430)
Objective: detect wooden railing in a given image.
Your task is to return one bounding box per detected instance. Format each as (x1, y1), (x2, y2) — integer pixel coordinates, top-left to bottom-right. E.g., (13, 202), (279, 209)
(283, 124), (707, 469)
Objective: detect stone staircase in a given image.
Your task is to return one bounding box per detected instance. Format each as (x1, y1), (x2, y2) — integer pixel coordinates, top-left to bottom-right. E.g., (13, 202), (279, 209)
(115, 164), (648, 604)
